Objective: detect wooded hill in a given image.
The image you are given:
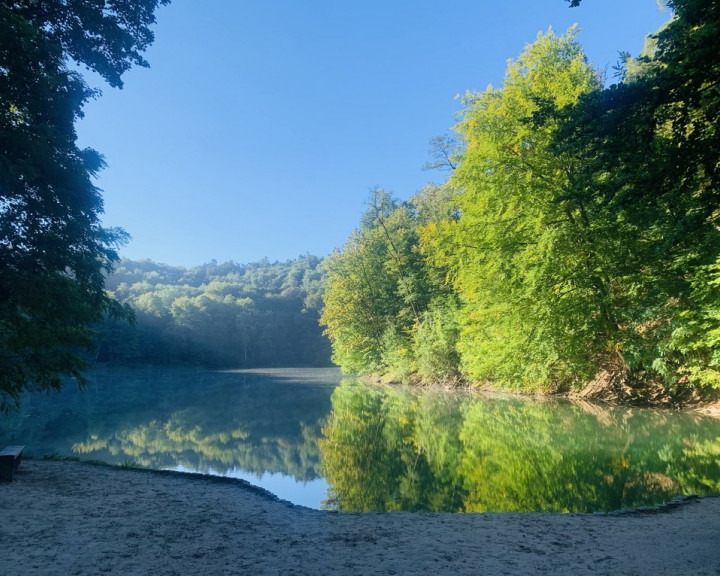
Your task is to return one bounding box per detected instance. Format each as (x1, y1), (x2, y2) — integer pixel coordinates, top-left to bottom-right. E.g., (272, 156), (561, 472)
(96, 256), (331, 368)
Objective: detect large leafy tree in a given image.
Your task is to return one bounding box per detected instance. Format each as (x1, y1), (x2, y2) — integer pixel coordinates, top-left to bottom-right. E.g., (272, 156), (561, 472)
(0, 0), (169, 409)
(551, 0), (720, 393)
(438, 28), (604, 390)
(558, 0), (720, 391)
(321, 190), (413, 375)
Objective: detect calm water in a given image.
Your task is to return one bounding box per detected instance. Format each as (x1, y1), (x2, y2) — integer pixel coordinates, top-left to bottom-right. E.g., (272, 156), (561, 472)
(1, 367), (719, 512)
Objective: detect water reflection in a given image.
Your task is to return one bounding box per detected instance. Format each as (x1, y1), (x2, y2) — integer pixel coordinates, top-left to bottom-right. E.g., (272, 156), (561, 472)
(1, 369), (719, 512)
(320, 382), (720, 512)
(0, 368), (337, 492)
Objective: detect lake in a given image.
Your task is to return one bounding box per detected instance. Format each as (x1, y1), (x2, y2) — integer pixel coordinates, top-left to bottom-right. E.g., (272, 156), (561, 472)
(1, 367), (719, 512)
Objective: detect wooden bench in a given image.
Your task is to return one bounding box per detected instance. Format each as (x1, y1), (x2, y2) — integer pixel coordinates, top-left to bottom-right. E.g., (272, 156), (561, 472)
(0, 445), (24, 482)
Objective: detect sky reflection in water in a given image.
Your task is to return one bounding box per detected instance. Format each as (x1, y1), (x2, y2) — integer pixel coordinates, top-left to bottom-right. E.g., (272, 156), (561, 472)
(172, 465), (329, 510)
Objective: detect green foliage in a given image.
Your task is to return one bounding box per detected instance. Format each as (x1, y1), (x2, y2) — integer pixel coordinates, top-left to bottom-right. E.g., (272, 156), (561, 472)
(667, 261), (720, 388)
(546, 0), (720, 392)
(4, 0), (170, 89)
(96, 256), (331, 368)
(321, 186), (457, 381)
(321, 227), (397, 374)
(324, 3), (720, 399)
(442, 27), (604, 390)
(0, 1), (167, 409)
(414, 297), (461, 384)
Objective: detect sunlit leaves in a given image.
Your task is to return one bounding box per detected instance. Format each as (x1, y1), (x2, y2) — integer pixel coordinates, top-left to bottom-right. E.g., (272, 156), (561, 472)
(321, 186), (458, 380)
(439, 28), (603, 389)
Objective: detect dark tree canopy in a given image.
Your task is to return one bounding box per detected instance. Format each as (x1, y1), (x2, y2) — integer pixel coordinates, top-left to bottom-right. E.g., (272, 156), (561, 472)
(546, 0), (720, 393)
(9, 0), (170, 88)
(0, 0), (169, 409)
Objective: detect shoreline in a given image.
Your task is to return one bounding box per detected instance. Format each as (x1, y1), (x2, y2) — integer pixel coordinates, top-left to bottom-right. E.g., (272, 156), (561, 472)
(2, 460), (719, 575)
(362, 373), (720, 415)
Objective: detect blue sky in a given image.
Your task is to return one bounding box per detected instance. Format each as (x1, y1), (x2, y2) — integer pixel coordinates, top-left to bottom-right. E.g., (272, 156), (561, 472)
(76, 1), (670, 267)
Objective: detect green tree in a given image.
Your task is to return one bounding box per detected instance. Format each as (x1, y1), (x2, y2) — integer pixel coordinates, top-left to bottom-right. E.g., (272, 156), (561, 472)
(550, 0), (720, 394)
(414, 183), (462, 384)
(0, 1), (168, 409)
(322, 189), (446, 379)
(413, 298), (461, 384)
(440, 27), (604, 390)
(322, 184), (462, 382)
(321, 227), (396, 374)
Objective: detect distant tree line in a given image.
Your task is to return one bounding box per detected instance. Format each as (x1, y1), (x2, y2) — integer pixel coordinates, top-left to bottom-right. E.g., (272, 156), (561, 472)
(322, 0), (720, 402)
(96, 256), (332, 368)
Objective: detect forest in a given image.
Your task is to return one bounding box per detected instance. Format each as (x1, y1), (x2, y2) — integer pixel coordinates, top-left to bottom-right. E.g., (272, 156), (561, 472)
(95, 256), (331, 368)
(3, 0), (719, 408)
(321, 0), (720, 402)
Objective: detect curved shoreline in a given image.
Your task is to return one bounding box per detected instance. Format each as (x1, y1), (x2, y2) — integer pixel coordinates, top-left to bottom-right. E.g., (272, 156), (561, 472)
(2, 460), (719, 575)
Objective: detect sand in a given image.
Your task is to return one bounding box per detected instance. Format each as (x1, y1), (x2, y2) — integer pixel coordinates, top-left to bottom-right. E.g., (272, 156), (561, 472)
(1, 460), (719, 575)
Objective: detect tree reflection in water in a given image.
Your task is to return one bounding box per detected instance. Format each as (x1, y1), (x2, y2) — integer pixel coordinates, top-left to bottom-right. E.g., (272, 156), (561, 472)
(0, 368), (335, 483)
(3, 369), (719, 512)
(320, 382), (720, 512)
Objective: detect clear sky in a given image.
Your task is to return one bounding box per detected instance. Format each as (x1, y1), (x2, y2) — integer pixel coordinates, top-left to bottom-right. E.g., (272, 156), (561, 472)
(76, 1), (670, 267)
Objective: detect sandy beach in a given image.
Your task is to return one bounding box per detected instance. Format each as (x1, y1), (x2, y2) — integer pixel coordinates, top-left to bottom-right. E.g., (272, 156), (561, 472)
(1, 459), (719, 575)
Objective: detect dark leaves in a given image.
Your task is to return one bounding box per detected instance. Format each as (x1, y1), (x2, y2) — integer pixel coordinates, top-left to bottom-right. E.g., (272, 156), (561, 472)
(0, 0), (167, 408)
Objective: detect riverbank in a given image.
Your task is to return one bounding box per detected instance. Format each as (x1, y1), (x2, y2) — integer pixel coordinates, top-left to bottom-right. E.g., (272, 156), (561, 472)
(1, 460), (719, 575)
(365, 370), (720, 414)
